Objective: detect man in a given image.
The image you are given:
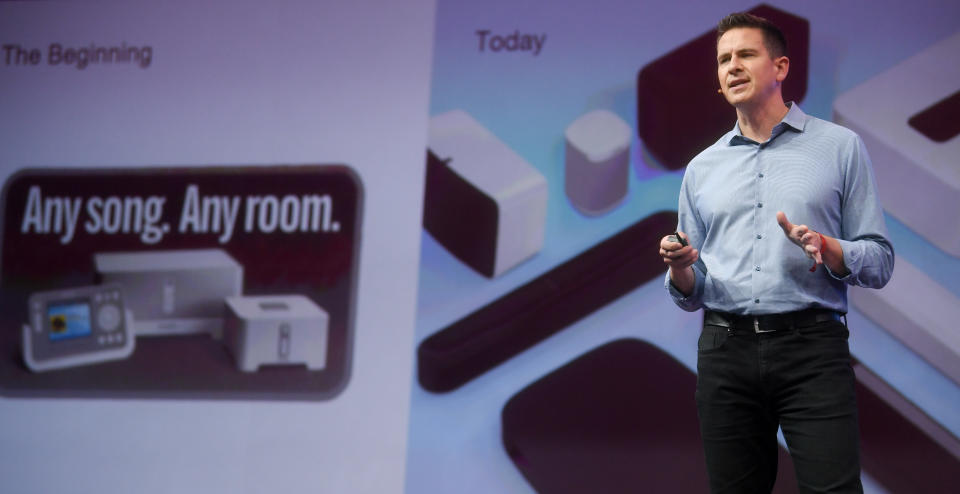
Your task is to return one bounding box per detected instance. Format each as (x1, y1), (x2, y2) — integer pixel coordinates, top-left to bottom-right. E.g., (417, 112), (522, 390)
(660, 12), (894, 494)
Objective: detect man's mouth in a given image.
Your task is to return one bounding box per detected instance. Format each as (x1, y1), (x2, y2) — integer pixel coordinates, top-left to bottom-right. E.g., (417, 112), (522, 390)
(728, 79), (748, 90)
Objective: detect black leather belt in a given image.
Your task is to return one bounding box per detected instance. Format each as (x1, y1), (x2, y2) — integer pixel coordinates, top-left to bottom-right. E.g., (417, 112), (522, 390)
(703, 309), (843, 334)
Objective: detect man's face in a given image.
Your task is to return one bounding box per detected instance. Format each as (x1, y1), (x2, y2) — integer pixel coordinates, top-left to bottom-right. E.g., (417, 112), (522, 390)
(716, 27), (788, 109)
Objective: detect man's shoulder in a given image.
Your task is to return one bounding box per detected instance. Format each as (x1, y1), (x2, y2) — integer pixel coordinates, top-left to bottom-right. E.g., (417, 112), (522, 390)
(687, 130), (736, 169)
(801, 112), (860, 142)
(796, 112), (869, 167)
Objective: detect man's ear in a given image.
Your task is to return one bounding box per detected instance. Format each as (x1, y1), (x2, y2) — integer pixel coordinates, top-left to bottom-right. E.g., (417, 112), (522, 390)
(775, 56), (790, 83)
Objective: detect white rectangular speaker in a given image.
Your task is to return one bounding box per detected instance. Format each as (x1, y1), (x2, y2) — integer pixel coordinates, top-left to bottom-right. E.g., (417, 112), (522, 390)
(425, 109), (548, 278)
(94, 248), (243, 337)
(223, 294), (328, 372)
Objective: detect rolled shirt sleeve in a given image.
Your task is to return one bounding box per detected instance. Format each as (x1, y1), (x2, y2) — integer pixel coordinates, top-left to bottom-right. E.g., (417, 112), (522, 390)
(665, 261), (707, 311)
(827, 135), (894, 288)
(665, 163), (708, 311)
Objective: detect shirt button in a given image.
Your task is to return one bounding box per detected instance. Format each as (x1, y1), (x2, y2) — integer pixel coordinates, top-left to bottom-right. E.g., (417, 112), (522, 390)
(755, 266), (761, 271)
(754, 298), (760, 303)
(757, 203), (763, 208)
(758, 173), (764, 178)
(756, 234), (762, 239)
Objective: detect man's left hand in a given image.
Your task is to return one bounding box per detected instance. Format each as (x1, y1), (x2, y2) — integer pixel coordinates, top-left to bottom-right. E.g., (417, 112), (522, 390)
(777, 211), (823, 270)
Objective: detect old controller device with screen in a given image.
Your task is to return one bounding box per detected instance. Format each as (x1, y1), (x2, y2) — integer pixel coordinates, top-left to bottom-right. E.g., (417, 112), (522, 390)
(22, 283), (135, 372)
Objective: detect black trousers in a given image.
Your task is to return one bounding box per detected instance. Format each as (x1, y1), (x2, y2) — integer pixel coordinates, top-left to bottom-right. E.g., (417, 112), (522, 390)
(696, 317), (863, 493)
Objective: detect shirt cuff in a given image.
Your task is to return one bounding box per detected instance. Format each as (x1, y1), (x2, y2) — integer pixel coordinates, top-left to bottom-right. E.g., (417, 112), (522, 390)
(826, 238), (862, 282)
(664, 265), (705, 312)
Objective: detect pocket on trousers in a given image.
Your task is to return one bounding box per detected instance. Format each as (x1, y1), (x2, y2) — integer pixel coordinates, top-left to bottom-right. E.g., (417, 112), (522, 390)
(698, 326), (730, 353)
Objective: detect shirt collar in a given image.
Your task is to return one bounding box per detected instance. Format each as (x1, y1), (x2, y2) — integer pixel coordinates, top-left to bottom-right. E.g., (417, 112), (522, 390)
(727, 102), (806, 145)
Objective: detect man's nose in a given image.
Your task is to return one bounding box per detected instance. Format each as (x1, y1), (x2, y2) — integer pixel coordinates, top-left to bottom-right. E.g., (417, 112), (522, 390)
(726, 60), (743, 74)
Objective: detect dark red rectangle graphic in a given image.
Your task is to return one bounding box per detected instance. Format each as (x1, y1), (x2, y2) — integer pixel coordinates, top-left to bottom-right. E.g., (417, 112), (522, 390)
(908, 90), (960, 142)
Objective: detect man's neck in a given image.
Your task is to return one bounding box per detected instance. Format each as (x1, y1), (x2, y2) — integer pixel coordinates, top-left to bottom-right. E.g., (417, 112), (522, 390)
(735, 97), (790, 143)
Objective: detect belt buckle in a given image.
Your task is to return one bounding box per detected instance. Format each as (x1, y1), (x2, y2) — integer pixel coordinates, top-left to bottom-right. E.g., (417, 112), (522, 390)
(753, 316), (775, 334)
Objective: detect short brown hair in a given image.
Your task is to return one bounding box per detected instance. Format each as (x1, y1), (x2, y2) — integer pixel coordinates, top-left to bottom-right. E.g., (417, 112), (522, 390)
(717, 12), (787, 59)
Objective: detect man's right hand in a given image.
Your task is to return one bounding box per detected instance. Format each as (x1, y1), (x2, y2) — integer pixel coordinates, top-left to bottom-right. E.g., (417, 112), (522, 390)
(660, 232), (698, 296)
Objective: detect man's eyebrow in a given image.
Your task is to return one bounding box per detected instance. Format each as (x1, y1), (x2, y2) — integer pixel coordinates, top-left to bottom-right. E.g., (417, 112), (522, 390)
(719, 47), (760, 62)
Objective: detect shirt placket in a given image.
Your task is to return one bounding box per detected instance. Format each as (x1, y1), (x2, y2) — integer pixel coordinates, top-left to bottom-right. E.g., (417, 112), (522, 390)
(752, 143), (764, 307)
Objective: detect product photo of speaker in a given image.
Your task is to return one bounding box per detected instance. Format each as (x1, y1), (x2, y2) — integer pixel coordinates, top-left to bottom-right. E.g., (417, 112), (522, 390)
(833, 31), (960, 257)
(424, 109), (548, 278)
(418, 210), (677, 392)
(636, 4), (809, 170)
(223, 294), (328, 372)
(501, 338), (798, 493)
(94, 248), (243, 337)
(564, 109), (632, 216)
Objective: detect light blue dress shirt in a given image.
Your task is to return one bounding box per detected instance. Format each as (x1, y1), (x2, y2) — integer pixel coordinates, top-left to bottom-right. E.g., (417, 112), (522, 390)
(666, 103), (894, 315)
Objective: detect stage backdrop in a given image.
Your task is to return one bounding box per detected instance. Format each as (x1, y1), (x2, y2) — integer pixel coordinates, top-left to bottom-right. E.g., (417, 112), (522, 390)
(407, 1), (960, 493)
(2, 0), (959, 493)
(0, 1), (434, 493)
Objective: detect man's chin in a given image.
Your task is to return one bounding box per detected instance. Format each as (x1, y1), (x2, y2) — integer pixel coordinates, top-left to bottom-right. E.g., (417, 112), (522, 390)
(726, 88), (752, 104)
(729, 91), (760, 107)
(727, 95), (749, 108)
